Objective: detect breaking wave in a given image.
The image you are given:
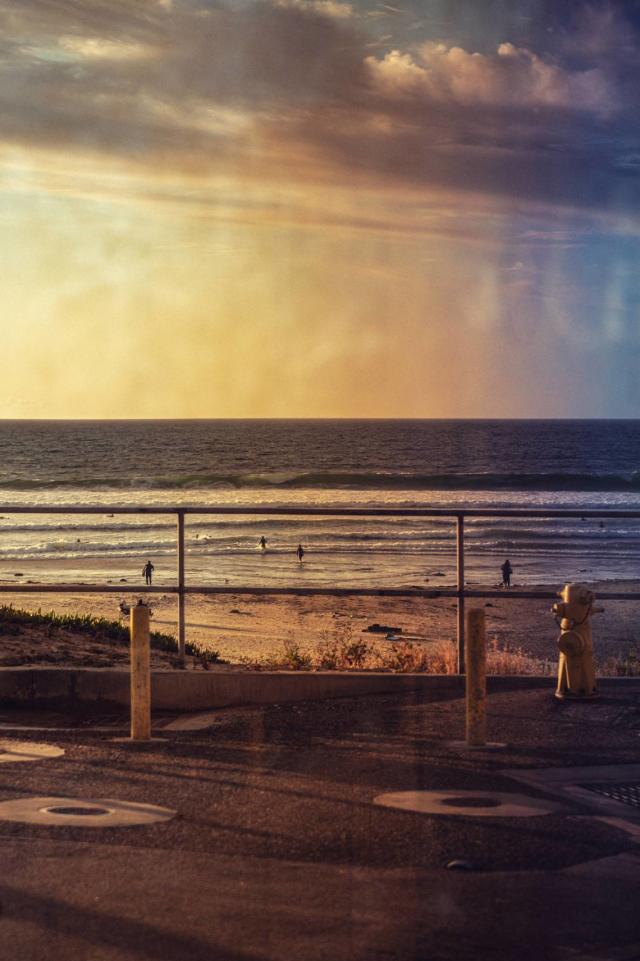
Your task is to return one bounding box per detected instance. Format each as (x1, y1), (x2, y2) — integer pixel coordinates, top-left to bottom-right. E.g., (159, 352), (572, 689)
(2, 471), (640, 492)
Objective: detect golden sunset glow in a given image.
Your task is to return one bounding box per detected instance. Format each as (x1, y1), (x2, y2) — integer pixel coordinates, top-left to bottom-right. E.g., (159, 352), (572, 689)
(2, 1), (639, 417)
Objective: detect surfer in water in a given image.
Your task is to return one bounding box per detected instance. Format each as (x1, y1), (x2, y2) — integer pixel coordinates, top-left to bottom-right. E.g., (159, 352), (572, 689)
(142, 560), (155, 586)
(259, 536), (267, 551)
(296, 544), (305, 562)
(501, 558), (513, 588)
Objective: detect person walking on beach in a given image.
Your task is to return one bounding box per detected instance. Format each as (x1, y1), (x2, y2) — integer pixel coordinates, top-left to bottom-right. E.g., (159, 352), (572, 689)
(142, 560), (155, 586)
(296, 544), (305, 563)
(501, 558), (513, 588)
(259, 536), (267, 551)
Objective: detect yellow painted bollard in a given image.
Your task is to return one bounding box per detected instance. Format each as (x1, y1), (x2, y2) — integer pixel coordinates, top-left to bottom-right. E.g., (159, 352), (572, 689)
(130, 600), (151, 741)
(465, 608), (486, 747)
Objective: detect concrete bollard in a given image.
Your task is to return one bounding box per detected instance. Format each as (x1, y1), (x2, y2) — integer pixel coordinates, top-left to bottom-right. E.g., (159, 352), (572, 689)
(130, 600), (151, 741)
(465, 608), (486, 747)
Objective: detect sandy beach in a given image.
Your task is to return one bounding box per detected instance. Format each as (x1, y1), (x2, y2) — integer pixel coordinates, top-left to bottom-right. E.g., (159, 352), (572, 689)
(1, 572), (638, 671)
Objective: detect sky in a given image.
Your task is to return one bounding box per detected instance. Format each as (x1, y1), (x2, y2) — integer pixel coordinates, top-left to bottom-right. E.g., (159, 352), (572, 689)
(2, 0), (640, 418)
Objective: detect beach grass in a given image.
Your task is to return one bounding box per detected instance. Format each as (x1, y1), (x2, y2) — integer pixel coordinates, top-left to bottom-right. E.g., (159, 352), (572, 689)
(0, 603), (222, 663)
(239, 634), (557, 675)
(239, 630), (640, 676)
(598, 647), (640, 676)
(1, 602), (638, 676)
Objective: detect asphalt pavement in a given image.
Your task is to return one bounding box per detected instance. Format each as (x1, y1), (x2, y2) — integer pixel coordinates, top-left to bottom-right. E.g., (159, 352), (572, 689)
(0, 680), (639, 961)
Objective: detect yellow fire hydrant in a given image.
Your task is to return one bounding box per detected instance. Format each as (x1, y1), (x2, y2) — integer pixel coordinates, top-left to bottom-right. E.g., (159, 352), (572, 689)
(551, 583), (602, 699)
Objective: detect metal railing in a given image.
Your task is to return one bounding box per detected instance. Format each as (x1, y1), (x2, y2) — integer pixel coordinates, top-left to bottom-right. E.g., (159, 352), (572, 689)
(2, 504), (640, 673)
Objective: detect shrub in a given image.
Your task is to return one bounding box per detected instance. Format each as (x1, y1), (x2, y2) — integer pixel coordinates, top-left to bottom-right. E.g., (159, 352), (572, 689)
(0, 603), (224, 663)
(315, 637), (340, 670)
(273, 638), (313, 671)
(339, 639), (371, 668)
(597, 646), (640, 677)
(486, 637), (555, 676)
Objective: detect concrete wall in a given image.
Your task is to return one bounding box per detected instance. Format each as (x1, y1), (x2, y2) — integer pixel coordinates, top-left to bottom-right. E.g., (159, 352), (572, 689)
(2, 666), (637, 712)
(0, 666), (561, 711)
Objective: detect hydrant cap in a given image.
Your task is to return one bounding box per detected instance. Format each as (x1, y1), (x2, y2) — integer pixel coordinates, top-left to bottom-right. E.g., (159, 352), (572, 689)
(561, 582), (594, 605)
(558, 629), (585, 657)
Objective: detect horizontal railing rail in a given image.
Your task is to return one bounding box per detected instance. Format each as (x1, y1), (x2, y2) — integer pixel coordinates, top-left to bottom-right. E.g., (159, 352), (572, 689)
(1, 505), (640, 517)
(1, 503), (639, 672)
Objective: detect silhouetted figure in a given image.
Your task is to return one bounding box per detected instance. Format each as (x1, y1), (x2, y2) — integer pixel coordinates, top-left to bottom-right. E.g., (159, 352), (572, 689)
(501, 559), (512, 588)
(142, 560), (155, 586)
(297, 544), (305, 562)
(259, 536), (267, 550)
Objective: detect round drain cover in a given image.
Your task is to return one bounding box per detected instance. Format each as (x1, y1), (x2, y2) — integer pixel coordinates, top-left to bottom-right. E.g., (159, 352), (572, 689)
(374, 790), (558, 817)
(0, 741), (65, 764)
(0, 796), (176, 827)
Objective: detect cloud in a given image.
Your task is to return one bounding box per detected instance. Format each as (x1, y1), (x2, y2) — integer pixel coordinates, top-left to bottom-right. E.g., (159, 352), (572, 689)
(58, 36), (159, 61)
(365, 40), (614, 115)
(2, 0), (640, 221)
(273, 0), (354, 20)
(560, 2), (640, 65)
(0, 0), (370, 186)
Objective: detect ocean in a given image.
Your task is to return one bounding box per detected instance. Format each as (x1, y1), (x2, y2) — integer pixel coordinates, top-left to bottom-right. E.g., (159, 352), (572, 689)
(0, 419), (640, 589)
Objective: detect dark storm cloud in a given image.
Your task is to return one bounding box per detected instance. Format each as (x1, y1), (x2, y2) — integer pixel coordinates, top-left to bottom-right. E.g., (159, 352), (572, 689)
(2, 0), (367, 104)
(0, 0), (370, 172)
(2, 0), (640, 215)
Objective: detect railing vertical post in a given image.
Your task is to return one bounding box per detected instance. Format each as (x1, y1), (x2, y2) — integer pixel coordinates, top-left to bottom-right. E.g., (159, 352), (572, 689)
(177, 510), (186, 665)
(456, 514), (465, 674)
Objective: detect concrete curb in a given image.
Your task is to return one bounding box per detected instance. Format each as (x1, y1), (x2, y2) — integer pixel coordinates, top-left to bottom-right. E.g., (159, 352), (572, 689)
(0, 668), (634, 712)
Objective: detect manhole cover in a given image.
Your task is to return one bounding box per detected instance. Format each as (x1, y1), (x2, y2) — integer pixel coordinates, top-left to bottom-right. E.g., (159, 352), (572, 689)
(581, 783), (640, 809)
(0, 741), (65, 763)
(374, 790), (558, 817)
(0, 797), (176, 827)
